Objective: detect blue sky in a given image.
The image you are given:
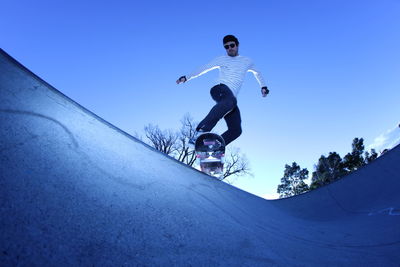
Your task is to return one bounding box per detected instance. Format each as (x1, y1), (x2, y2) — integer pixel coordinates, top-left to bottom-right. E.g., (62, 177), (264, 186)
(2, 0), (400, 199)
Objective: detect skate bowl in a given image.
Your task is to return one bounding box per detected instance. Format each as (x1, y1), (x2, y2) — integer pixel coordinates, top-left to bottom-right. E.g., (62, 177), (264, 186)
(1, 49), (399, 266)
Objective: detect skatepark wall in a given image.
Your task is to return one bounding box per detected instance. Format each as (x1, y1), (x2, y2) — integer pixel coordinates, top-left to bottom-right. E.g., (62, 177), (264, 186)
(1, 48), (399, 266)
(270, 146), (400, 220)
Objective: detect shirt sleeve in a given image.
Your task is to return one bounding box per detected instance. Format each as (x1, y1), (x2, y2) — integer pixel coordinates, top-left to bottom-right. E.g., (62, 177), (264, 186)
(248, 63), (267, 88)
(186, 56), (221, 81)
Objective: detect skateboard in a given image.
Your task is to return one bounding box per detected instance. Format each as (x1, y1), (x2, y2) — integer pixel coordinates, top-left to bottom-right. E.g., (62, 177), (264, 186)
(194, 133), (225, 178)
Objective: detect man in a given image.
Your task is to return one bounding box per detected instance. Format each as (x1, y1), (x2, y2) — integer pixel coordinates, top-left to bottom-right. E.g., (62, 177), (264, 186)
(176, 35), (269, 146)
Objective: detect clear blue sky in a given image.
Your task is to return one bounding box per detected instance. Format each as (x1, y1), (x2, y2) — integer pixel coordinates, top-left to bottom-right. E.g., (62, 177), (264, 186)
(2, 0), (400, 199)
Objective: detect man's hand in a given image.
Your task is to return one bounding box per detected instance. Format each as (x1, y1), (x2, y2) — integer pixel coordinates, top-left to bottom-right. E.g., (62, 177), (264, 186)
(176, 76), (187, 84)
(261, 86), (269, 97)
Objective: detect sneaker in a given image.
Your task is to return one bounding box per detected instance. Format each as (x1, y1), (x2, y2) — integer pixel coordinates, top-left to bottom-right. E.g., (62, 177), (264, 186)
(188, 130), (207, 146)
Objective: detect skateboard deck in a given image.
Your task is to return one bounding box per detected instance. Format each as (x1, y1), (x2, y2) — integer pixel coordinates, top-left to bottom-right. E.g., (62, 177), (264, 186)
(194, 133), (225, 178)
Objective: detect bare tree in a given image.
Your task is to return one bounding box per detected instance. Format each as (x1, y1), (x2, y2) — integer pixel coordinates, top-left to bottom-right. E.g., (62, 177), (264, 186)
(143, 114), (251, 181)
(223, 147), (252, 179)
(144, 124), (178, 155)
(175, 114), (198, 166)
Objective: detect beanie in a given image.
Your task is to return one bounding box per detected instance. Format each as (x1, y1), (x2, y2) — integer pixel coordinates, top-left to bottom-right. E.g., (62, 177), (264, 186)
(223, 35), (239, 45)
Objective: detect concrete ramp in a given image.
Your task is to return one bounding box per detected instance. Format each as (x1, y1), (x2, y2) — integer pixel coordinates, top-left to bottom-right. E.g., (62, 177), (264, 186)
(1, 49), (399, 266)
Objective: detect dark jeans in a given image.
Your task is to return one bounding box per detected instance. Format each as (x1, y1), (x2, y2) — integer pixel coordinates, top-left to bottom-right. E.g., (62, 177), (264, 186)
(196, 84), (242, 146)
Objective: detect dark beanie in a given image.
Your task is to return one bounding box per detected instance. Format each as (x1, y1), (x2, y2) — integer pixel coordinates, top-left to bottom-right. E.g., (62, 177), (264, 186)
(223, 35), (239, 45)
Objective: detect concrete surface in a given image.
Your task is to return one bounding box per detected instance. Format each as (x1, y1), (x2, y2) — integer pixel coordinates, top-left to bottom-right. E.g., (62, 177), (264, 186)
(1, 48), (399, 266)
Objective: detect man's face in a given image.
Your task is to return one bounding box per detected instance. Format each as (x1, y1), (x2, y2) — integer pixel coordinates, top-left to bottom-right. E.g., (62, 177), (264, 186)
(224, 41), (238, 57)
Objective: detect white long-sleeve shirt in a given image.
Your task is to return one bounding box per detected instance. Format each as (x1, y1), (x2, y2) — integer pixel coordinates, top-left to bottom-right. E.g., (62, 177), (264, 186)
(186, 55), (266, 96)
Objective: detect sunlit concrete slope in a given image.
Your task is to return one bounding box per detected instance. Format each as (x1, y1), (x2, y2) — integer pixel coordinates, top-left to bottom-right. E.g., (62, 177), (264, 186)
(1, 48), (399, 266)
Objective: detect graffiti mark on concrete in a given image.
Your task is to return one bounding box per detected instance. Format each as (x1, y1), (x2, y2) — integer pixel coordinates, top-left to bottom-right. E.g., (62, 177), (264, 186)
(368, 207), (400, 216)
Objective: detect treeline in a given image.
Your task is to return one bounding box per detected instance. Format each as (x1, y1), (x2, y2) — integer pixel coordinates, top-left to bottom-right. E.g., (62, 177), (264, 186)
(277, 138), (381, 198)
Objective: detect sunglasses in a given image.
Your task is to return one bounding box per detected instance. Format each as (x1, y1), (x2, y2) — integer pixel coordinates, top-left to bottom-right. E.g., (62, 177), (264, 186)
(224, 43), (236, 50)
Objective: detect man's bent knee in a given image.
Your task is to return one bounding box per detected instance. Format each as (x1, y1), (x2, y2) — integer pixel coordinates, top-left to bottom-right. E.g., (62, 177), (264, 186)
(234, 127), (242, 139)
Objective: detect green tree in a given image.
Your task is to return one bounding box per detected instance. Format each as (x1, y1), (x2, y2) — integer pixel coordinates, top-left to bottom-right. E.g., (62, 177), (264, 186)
(310, 138), (379, 190)
(277, 137), (381, 194)
(277, 162), (309, 198)
(365, 149), (378, 163)
(343, 138), (366, 172)
(310, 152), (346, 190)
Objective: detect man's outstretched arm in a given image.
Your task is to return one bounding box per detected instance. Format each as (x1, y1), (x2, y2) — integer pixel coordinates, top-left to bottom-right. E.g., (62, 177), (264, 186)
(249, 63), (269, 97)
(176, 57), (221, 84)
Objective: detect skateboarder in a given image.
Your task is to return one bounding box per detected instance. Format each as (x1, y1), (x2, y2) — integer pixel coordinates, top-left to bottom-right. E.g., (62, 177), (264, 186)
(176, 35), (269, 146)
